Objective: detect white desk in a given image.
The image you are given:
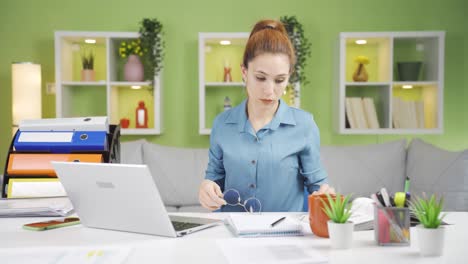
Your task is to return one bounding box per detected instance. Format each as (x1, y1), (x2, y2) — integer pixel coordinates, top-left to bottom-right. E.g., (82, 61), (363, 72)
(0, 212), (466, 263)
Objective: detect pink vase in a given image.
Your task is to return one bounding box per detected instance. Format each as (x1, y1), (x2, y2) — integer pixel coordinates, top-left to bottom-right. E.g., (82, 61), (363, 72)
(124, 54), (144, 82)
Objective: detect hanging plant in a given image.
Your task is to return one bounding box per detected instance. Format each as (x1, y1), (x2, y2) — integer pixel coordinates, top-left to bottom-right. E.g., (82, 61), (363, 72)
(280, 16), (312, 86)
(138, 18), (164, 80)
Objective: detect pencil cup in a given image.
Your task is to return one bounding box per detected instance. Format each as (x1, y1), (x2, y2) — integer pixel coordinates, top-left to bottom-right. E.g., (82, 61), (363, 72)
(374, 204), (410, 246)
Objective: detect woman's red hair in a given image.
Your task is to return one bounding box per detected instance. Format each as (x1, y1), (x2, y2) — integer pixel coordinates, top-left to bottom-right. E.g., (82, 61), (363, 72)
(242, 19), (295, 72)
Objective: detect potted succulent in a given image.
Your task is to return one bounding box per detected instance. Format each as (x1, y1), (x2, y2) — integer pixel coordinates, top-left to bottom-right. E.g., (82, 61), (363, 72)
(81, 48), (95, 81)
(321, 193), (354, 249)
(409, 194), (446, 257)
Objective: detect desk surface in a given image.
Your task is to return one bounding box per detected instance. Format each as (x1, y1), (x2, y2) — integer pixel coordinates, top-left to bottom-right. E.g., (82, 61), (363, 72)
(0, 212), (466, 263)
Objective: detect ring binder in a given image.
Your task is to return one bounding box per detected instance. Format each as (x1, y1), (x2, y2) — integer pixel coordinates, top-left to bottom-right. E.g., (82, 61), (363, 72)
(2, 123), (120, 198)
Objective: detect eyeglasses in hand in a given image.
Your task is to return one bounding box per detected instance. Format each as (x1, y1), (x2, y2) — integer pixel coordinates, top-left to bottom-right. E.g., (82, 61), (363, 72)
(223, 189), (262, 213)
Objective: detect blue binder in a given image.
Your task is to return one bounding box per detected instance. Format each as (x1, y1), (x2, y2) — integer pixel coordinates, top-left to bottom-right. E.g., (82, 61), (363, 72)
(13, 131), (108, 153)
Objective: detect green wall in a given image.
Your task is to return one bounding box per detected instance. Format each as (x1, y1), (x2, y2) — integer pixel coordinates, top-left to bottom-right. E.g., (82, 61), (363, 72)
(1, 0), (467, 172)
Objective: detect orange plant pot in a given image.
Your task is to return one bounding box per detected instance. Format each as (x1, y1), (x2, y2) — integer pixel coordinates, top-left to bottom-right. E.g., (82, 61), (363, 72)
(308, 194), (342, 238)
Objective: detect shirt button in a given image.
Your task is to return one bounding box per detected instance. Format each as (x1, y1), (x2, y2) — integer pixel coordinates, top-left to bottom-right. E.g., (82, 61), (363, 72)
(251, 160), (256, 165)
(249, 184), (256, 189)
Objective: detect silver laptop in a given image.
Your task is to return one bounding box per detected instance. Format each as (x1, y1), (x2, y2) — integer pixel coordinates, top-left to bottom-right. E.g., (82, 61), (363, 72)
(52, 162), (220, 237)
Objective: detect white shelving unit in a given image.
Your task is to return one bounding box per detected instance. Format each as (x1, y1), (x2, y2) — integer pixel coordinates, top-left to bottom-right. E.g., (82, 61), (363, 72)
(55, 31), (163, 135)
(335, 31), (445, 134)
(198, 32), (301, 135)
(198, 32), (249, 135)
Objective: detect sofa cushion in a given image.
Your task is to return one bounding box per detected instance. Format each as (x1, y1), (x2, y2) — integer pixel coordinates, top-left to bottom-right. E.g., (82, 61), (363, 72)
(142, 142), (208, 207)
(320, 140), (407, 198)
(120, 139), (146, 164)
(406, 139), (468, 211)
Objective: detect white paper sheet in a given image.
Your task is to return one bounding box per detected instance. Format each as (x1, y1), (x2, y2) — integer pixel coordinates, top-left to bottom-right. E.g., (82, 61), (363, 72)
(0, 246), (132, 264)
(217, 238), (328, 264)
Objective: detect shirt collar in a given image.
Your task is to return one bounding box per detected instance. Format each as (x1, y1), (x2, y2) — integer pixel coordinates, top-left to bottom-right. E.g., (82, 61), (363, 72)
(225, 99), (296, 133)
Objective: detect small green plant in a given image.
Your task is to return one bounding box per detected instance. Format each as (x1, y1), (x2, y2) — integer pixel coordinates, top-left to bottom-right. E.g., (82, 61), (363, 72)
(81, 49), (94, 70)
(409, 194), (446, 229)
(320, 193), (353, 224)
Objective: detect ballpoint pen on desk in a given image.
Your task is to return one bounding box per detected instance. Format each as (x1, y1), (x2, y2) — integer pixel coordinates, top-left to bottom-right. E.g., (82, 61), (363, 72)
(270, 217), (286, 227)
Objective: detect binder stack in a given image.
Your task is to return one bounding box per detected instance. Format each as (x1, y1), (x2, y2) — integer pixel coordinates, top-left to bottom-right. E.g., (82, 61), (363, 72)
(2, 117), (120, 198)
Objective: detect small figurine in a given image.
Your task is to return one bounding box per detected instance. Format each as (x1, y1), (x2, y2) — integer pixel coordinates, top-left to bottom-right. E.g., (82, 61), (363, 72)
(224, 96), (232, 111)
(223, 59), (232, 82)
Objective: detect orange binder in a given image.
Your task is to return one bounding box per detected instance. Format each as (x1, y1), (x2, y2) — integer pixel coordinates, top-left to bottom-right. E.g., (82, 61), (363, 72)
(7, 153), (103, 176)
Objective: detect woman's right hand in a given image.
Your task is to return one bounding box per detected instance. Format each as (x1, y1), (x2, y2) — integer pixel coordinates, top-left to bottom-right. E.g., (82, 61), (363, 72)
(198, 179), (227, 211)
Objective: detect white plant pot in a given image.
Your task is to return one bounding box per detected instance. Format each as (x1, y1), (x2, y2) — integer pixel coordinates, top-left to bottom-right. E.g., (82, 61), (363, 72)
(327, 221), (354, 249)
(416, 225), (445, 257)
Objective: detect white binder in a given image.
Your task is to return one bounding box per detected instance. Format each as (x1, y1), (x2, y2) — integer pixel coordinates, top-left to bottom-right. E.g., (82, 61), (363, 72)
(19, 116), (109, 133)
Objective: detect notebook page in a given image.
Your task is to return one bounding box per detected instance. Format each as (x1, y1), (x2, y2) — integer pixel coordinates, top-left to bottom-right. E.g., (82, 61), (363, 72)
(228, 214), (302, 234)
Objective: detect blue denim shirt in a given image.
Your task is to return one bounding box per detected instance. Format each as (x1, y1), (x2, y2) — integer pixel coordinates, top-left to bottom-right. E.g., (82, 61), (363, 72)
(205, 99), (328, 212)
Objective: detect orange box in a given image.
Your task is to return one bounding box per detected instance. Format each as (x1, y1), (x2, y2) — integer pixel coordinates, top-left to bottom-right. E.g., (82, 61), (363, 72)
(7, 153), (102, 176)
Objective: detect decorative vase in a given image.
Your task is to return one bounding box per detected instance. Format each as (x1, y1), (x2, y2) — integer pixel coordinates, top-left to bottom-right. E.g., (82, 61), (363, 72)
(397, 62), (422, 81)
(119, 118), (130, 128)
(81, 69), (95, 81)
(416, 225), (445, 256)
(353, 63), (368, 82)
(135, 101), (148, 128)
(327, 221), (354, 249)
(124, 54), (144, 82)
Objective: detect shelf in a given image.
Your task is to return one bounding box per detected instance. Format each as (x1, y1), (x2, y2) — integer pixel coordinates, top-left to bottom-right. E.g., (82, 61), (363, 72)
(109, 81), (152, 86)
(345, 82), (390, 86)
(199, 32), (302, 134)
(336, 31), (445, 134)
(340, 128), (442, 135)
(62, 81), (107, 86)
(205, 82), (244, 87)
(199, 32), (250, 134)
(55, 31), (163, 135)
(121, 128), (161, 135)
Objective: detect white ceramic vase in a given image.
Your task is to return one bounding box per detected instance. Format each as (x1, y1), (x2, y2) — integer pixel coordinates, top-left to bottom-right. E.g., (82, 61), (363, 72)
(327, 221), (354, 249)
(416, 225), (445, 256)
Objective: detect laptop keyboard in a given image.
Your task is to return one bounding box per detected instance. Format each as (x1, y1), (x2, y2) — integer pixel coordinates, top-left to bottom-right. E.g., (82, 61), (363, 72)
(171, 221), (203, 231)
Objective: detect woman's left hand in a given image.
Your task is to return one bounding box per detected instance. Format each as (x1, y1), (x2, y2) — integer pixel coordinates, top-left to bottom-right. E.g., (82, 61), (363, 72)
(312, 184), (336, 195)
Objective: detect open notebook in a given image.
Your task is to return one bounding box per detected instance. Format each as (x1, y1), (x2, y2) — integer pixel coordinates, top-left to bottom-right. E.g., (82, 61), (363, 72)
(226, 214), (303, 237)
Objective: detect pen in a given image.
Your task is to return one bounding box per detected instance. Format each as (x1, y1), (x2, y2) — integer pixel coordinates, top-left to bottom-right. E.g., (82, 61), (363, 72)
(270, 217), (286, 227)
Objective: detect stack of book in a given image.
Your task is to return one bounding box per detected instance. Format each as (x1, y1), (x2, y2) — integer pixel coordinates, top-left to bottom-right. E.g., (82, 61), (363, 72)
(392, 97), (426, 129)
(345, 97), (380, 129)
(2, 117), (120, 198)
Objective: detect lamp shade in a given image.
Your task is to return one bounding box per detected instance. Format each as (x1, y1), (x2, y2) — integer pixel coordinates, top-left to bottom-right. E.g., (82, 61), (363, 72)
(12, 62), (42, 127)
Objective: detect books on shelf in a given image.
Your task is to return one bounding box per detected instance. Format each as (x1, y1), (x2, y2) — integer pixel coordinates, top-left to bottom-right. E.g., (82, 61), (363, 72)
(226, 214), (303, 237)
(362, 98), (380, 129)
(345, 97), (380, 129)
(392, 97), (425, 129)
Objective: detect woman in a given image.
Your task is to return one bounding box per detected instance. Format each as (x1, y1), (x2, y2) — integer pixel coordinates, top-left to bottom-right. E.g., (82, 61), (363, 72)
(199, 19), (334, 212)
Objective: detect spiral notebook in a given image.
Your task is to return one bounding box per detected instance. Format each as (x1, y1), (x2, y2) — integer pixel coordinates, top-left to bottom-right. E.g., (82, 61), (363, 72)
(226, 214), (303, 237)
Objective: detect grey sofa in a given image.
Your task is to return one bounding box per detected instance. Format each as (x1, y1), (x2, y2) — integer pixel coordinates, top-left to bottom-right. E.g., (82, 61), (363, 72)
(121, 139), (468, 212)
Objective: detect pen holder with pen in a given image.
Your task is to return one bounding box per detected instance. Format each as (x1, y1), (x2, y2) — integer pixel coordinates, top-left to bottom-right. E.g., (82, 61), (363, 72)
(374, 204), (410, 246)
